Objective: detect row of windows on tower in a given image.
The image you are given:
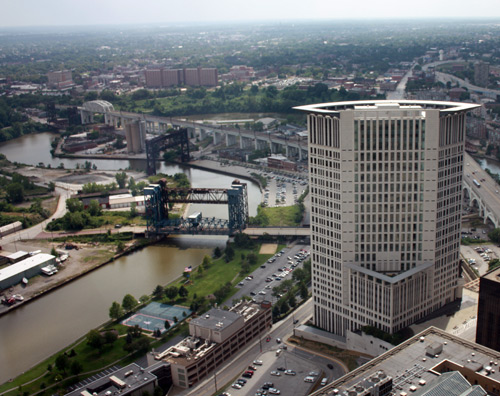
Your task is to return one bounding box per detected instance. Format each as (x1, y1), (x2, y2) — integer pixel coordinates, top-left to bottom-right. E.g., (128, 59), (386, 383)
(355, 150), (423, 162)
(355, 162), (423, 172)
(355, 242), (423, 253)
(355, 172), (425, 183)
(355, 233), (423, 243)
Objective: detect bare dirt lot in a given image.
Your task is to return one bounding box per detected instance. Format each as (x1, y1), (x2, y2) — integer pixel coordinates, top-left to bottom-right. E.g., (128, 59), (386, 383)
(6, 165), (148, 187)
(0, 238), (118, 312)
(259, 243), (278, 254)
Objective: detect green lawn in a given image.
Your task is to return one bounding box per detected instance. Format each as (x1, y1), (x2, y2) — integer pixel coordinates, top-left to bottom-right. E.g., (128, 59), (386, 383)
(174, 246), (274, 300)
(262, 205), (303, 227)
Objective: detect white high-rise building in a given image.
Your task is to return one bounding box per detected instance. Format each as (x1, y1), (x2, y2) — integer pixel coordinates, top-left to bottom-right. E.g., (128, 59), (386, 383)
(294, 100), (479, 336)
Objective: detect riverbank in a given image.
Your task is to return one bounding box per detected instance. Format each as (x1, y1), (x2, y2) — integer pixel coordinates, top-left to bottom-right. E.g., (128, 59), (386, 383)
(0, 236), (162, 318)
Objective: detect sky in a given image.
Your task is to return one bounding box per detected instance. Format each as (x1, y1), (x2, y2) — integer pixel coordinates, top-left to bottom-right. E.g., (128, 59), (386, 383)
(2, 0), (500, 27)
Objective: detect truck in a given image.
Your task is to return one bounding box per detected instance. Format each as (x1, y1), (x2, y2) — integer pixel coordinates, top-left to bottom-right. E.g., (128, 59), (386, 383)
(188, 212), (202, 227)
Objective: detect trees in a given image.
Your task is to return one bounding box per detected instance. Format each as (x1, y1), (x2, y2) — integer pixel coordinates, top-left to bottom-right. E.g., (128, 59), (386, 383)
(116, 240), (126, 253)
(6, 183), (24, 203)
(88, 199), (102, 217)
(488, 228), (500, 243)
(66, 198), (84, 213)
(153, 285), (164, 299)
(115, 171), (128, 189)
(86, 329), (105, 352)
(70, 360), (83, 376)
(202, 255), (212, 268)
(164, 320), (171, 331)
(164, 286), (179, 301)
(122, 294), (138, 312)
(129, 202), (137, 219)
(224, 244), (235, 262)
(178, 285), (188, 298)
(55, 353), (70, 373)
(109, 301), (124, 320)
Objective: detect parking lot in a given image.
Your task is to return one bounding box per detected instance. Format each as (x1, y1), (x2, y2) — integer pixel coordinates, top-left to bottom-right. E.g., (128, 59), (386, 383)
(230, 244), (310, 305)
(261, 174), (308, 208)
(220, 349), (322, 396)
(461, 243), (499, 275)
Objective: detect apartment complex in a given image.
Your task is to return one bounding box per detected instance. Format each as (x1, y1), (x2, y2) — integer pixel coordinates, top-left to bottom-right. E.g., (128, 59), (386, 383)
(474, 61), (490, 88)
(155, 300), (271, 388)
(145, 67), (218, 88)
(47, 70), (73, 89)
(476, 267), (500, 352)
(294, 100), (479, 337)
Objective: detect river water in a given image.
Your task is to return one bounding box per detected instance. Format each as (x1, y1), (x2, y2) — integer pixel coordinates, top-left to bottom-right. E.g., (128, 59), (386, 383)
(0, 132), (260, 384)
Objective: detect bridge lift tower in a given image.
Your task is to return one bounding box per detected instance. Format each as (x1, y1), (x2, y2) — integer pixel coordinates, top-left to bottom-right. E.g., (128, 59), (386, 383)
(144, 179), (248, 236)
(145, 128), (190, 176)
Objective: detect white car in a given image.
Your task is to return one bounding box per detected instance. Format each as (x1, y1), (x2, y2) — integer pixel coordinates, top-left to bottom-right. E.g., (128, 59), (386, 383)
(231, 383), (242, 389)
(253, 360), (263, 365)
(270, 371), (281, 376)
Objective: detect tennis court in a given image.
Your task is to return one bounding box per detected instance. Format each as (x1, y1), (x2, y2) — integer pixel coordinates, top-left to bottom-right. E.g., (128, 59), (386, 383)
(121, 302), (191, 333)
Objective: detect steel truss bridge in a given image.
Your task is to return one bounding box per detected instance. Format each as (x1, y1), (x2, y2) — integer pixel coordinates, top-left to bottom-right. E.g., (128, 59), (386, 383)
(144, 179), (248, 236)
(145, 128), (190, 175)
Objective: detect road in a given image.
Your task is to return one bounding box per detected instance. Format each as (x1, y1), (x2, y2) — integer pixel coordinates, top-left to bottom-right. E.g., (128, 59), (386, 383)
(386, 63), (415, 100)
(0, 182), (80, 244)
(463, 152), (500, 223)
(180, 298), (346, 396)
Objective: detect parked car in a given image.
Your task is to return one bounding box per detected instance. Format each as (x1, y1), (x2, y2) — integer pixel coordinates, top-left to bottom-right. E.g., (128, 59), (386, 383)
(321, 378), (328, 386)
(270, 371), (281, 376)
(253, 360), (263, 365)
(268, 388), (281, 395)
(284, 369), (296, 376)
(232, 383), (242, 389)
(248, 365), (257, 371)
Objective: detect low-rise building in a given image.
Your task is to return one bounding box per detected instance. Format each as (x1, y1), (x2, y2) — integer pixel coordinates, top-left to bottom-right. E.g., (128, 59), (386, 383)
(267, 154), (297, 171)
(310, 327), (497, 396)
(156, 300), (272, 388)
(0, 253), (55, 290)
(65, 362), (171, 396)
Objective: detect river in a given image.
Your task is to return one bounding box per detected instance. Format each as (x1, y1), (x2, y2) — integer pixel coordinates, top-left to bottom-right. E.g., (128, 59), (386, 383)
(0, 132), (260, 384)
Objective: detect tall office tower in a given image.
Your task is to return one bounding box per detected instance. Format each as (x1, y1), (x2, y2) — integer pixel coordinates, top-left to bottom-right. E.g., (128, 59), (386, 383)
(474, 61), (490, 88)
(294, 100), (478, 337)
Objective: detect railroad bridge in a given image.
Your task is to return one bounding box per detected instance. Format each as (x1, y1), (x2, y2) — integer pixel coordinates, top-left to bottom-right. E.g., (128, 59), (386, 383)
(144, 179), (248, 236)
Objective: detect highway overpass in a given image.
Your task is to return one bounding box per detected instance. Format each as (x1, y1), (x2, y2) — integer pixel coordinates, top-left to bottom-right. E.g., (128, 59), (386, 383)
(463, 152), (500, 227)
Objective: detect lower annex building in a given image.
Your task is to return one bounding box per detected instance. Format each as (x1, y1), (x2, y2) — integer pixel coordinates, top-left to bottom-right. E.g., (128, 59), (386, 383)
(154, 300), (272, 388)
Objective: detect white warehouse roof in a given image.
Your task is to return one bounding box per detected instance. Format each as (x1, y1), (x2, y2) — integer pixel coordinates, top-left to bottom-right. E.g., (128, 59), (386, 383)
(0, 253), (55, 283)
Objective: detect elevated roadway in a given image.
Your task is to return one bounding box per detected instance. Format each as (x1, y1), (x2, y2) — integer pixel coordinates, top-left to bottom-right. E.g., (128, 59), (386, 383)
(79, 103), (308, 161)
(463, 152), (500, 227)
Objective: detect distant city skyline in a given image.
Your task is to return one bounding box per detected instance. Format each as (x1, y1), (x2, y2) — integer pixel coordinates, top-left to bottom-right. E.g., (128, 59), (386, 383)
(2, 0), (500, 27)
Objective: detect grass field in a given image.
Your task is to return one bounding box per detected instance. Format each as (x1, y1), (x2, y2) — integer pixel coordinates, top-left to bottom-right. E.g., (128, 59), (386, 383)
(174, 245), (275, 301)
